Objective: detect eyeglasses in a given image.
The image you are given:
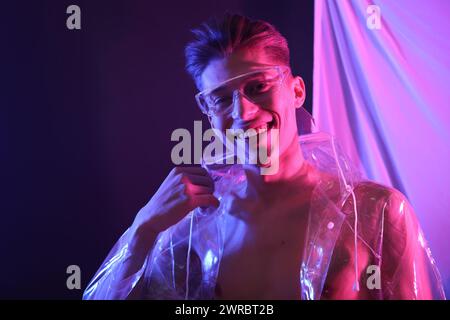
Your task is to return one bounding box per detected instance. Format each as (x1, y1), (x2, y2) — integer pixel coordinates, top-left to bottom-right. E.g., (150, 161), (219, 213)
(195, 66), (290, 118)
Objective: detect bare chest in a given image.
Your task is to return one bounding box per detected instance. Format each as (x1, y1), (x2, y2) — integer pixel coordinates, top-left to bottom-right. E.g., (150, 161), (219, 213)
(214, 199), (309, 300)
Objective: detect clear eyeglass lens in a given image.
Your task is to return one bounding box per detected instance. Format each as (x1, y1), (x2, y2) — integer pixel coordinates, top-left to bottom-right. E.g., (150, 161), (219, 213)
(201, 68), (283, 116)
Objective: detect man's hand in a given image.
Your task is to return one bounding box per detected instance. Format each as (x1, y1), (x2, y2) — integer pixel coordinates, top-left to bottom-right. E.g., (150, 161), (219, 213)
(131, 166), (219, 240)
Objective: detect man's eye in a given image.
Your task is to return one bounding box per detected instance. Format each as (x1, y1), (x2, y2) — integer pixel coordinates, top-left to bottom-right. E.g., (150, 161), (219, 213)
(247, 81), (270, 94)
(212, 96), (231, 106)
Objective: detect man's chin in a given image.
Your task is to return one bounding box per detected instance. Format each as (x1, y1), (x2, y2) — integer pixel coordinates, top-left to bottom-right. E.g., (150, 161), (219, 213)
(247, 129), (280, 167)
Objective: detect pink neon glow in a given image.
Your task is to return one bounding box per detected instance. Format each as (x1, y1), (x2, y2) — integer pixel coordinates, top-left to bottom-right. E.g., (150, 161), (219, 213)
(313, 0), (450, 295)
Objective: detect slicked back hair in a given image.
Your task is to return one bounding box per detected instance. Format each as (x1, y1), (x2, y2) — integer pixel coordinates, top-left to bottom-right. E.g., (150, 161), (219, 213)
(185, 13), (290, 90)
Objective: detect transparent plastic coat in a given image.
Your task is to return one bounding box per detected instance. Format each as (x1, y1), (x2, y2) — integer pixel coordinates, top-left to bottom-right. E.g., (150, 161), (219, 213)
(83, 130), (445, 300)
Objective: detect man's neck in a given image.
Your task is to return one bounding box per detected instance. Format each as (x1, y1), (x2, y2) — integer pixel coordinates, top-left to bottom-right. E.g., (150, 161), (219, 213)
(242, 134), (313, 192)
(262, 135), (304, 184)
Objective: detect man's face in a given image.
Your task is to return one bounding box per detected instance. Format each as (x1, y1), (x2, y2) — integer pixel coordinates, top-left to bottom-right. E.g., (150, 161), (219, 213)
(199, 47), (306, 159)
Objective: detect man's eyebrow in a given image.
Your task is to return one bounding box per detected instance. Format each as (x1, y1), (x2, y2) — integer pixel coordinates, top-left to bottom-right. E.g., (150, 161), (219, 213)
(209, 85), (230, 96)
(243, 71), (267, 80)
(208, 72), (269, 94)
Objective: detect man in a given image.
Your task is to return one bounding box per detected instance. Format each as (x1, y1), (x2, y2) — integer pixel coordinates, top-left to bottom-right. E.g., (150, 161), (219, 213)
(83, 13), (444, 300)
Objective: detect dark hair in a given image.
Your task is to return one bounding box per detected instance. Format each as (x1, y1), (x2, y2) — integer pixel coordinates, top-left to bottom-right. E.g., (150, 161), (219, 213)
(185, 13), (290, 90)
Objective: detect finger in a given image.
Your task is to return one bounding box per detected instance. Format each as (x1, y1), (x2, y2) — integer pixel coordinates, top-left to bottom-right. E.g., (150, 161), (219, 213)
(187, 184), (214, 195)
(183, 174), (214, 188)
(175, 166), (209, 175)
(190, 194), (220, 209)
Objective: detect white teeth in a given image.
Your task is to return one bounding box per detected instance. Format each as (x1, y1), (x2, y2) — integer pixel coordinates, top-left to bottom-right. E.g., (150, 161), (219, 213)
(244, 129), (258, 138)
(235, 124), (270, 140)
(258, 126), (268, 133)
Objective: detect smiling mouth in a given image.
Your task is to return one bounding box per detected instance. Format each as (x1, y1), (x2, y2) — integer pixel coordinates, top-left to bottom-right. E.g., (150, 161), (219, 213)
(236, 119), (277, 139)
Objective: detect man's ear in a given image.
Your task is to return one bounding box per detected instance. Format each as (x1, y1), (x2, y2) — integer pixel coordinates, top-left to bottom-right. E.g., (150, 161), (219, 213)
(293, 76), (306, 109)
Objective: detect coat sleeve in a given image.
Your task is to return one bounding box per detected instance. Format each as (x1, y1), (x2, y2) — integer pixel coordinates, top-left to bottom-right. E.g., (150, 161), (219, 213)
(381, 189), (445, 299)
(82, 228), (149, 300)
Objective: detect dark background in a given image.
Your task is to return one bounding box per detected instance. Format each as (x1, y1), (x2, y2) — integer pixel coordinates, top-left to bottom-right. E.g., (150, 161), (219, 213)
(1, 0), (314, 299)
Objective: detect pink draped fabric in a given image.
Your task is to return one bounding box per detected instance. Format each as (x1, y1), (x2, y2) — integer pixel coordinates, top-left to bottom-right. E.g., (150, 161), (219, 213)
(313, 0), (450, 296)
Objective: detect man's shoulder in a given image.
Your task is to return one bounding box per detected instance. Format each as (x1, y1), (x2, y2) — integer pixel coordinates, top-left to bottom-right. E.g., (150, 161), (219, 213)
(353, 179), (408, 205)
(337, 179), (416, 236)
(351, 179), (418, 235)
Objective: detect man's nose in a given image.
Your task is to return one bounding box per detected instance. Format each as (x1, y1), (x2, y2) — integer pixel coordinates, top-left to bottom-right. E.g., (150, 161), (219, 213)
(231, 91), (258, 121)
